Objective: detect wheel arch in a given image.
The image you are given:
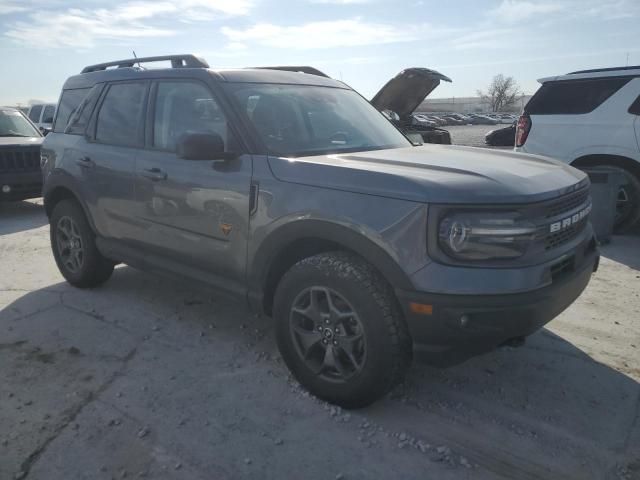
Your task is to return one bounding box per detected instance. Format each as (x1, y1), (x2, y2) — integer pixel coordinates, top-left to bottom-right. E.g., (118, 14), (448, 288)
(249, 220), (414, 316)
(571, 154), (640, 180)
(43, 180), (96, 233)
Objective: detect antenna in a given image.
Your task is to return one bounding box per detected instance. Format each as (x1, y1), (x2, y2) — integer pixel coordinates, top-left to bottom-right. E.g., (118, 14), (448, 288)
(132, 50), (144, 69)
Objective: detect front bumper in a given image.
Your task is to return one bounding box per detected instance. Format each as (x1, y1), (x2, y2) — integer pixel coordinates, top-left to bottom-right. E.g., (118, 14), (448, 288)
(0, 171), (42, 201)
(396, 247), (599, 366)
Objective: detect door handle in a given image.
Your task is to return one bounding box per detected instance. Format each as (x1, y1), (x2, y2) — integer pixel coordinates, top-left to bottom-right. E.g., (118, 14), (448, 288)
(76, 156), (95, 168)
(141, 167), (168, 181)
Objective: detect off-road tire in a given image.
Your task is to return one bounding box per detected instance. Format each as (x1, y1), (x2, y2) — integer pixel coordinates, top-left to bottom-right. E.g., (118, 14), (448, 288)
(274, 251), (412, 408)
(50, 199), (114, 288)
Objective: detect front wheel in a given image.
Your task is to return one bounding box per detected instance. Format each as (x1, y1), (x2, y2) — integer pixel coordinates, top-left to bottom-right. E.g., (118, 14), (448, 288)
(273, 252), (412, 408)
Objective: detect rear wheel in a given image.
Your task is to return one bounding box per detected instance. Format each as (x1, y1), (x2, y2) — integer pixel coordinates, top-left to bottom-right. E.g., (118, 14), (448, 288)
(50, 199), (114, 288)
(273, 252), (412, 408)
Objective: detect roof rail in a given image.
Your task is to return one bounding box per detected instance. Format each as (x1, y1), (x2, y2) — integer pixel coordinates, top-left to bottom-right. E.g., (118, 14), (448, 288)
(568, 65), (640, 75)
(81, 54), (209, 74)
(253, 66), (330, 78)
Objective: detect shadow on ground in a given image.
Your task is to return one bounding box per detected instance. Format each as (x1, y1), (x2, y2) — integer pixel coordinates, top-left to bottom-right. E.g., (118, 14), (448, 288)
(601, 231), (640, 271)
(0, 199), (47, 236)
(1, 266), (639, 480)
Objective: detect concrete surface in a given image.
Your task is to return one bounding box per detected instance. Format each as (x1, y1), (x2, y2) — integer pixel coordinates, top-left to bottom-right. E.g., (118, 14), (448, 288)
(1, 198), (639, 480)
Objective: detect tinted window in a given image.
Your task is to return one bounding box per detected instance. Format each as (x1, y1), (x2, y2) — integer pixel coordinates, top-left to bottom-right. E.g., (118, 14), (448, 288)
(526, 77), (631, 115)
(95, 82), (147, 147)
(28, 105), (42, 122)
(630, 95), (640, 115)
(153, 82), (230, 152)
(225, 83), (409, 157)
(66, 85), (103, 135)
(54, 88), (90, 133)
(42, 105), (56, 124)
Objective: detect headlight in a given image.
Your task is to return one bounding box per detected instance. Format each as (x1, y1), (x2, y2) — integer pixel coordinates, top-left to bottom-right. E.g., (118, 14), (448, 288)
(438, 211), (537, 261)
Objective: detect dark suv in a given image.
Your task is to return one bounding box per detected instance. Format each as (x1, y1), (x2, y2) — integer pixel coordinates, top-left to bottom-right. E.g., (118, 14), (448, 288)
(0, 107), (43, 201)
(42, 55), (599, 407)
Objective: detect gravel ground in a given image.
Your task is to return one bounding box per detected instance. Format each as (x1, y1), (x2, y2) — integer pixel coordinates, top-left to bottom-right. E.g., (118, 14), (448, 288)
(1, 197), (639, 480)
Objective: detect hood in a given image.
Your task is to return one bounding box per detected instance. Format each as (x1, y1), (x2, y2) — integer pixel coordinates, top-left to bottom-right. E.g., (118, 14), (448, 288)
(370, 68), (452, 120)
(0, 136), (43, 146)
(267, 145), (587, 205)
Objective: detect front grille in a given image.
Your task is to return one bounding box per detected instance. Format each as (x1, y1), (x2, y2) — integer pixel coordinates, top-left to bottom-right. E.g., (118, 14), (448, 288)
(545, 188), (590, 218)
(542, 187), (591, 251)
(545, 218), (588, 250)
(0, 147), (41, 173)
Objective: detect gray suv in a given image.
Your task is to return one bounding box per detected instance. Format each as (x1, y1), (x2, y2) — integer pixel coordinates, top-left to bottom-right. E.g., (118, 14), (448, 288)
(42, 55), (599, 408)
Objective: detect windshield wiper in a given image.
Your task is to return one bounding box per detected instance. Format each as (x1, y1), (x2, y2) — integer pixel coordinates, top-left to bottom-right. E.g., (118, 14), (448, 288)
(0, 133), (32, 137)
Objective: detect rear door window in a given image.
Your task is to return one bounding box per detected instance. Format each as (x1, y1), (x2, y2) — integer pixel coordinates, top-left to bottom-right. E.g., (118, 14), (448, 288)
(526, 77), (631, 115)
(28, 105), (42, 122)
(95, 82), (147, 147)
(54, 88), (91, 133)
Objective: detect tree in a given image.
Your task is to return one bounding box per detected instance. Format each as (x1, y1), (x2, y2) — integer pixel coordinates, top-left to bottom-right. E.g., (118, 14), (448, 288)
(477, 74), (521, 112)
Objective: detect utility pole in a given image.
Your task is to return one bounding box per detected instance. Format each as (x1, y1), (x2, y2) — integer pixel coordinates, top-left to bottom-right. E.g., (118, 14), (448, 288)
(626, 52), (630, 67)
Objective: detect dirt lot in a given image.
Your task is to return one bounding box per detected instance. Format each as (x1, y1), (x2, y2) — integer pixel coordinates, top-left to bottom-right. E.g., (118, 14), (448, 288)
(1, 196), (639, 480)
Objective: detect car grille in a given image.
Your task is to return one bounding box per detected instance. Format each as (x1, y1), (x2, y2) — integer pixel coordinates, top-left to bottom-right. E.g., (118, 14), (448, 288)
(542, 187), (591, 251)
(0, 147), (41, 173)
(545, 188), (590, 219)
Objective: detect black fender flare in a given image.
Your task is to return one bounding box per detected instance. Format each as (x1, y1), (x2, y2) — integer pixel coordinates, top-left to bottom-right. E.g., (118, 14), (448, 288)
(248, 219), (414, 314)
(43, 170), (97, 233)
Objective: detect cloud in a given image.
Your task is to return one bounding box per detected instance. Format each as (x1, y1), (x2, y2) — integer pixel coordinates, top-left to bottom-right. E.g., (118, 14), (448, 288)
(4, 0), (254, 48)
(490, 0), (564, 22)
(309, 0), (371, 3)
(449, 28), (516, 50)
(221, 19), (437, 49)
(0, 0), (29, 14)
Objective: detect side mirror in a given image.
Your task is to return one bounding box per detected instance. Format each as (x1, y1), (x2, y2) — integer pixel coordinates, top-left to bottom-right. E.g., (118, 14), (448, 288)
(176, 132), (237, 161)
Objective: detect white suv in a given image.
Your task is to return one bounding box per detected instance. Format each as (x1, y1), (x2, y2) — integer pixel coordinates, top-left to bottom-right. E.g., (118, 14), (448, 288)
(515, 66), (640, 231)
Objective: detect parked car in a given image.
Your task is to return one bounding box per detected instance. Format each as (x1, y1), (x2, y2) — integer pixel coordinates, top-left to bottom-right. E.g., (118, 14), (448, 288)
(468, 114), (499, 125)
(370, 68), (453, 144)
(0, 107), (44, 201)
(515, 65), (640, 231)
(485, 122), (516, 147)
(411, 114), (438, 128)
(42, 54), (598, 408)
(27, 103), (56, 135)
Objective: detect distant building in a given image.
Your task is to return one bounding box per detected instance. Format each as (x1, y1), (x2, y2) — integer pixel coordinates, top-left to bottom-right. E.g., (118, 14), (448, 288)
(417, 95), (532, 114)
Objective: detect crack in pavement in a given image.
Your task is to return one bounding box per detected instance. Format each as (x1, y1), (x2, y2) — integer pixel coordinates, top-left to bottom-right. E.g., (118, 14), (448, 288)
(15, 347), (139, 480)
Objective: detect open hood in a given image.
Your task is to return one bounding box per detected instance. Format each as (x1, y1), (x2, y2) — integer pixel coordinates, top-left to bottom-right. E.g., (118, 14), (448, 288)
(370, 68), (452, 120)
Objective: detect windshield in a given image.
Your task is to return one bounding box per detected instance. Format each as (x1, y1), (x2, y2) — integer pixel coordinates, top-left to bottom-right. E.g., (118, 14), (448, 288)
(0, 109), (41, 137)
(225, 83), (410, 157)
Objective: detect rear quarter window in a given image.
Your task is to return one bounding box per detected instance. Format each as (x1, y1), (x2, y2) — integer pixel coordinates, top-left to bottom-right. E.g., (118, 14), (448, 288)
(526, 77), (631, 115)
(54, 88), (91, 133)
(629, 95), (640, 115)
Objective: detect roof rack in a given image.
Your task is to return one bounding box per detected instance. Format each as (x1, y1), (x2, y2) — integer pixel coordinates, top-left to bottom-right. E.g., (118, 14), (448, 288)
(253, 66), (330, 78)
(568, 65), (640, 75)
(81, 54), (209, 74)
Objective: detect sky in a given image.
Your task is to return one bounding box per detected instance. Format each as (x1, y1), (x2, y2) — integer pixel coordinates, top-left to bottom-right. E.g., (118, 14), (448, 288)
(0, 0), (639, 106)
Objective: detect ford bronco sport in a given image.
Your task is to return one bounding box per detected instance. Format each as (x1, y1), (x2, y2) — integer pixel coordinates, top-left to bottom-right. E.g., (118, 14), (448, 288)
(42, 55), (599, 408)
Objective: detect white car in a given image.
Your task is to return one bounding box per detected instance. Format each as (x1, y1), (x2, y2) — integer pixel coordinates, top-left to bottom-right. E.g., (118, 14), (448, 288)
(515, 65), (640, 231)
(27, 103), (57, 133)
